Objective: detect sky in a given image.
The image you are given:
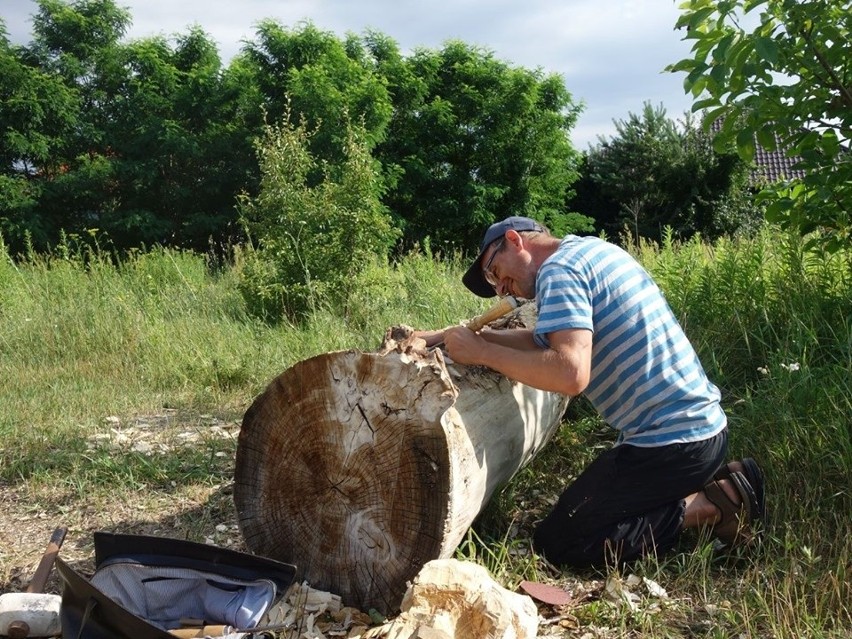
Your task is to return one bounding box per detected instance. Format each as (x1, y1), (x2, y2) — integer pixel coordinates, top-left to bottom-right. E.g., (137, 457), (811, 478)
(2, 0), (698, 149)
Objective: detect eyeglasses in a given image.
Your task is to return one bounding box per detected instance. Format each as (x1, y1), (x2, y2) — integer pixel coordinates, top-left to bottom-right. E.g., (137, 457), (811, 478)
(482, 238), (505, 289)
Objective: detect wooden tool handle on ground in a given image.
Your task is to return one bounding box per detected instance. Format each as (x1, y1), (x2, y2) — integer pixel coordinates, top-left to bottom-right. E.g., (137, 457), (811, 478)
(27, 527), (67, 593)
(465, 296), (518, 332)
(169, 625), (230, 638)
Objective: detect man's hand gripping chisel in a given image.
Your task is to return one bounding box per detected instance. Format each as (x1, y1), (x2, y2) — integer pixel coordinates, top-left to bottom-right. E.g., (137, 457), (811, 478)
(414, 296), (519, 348)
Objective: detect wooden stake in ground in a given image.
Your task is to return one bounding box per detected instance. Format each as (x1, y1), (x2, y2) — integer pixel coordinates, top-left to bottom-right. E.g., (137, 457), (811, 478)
(234, 314), (569, 615)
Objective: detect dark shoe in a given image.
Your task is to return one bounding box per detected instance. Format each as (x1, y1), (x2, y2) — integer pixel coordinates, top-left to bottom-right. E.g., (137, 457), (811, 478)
(704, 471), (760, 546)
(713, 457), (765, 521)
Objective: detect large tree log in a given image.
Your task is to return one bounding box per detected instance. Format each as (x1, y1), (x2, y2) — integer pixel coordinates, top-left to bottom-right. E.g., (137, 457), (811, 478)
(234, 313), (569, 616)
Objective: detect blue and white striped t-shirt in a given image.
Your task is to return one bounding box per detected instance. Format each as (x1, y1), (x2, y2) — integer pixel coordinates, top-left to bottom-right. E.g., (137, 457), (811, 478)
(533, 235), (727, 447)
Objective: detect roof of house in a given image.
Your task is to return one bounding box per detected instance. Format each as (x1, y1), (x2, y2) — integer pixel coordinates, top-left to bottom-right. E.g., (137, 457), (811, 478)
(752, 134), (807, 184)
(709, 118), (806, 185)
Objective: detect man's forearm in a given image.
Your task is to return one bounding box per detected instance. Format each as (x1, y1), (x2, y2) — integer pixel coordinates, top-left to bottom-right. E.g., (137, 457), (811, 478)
(414, 327), (538, 350)
(442, 324), (590, 396)
(478, 343), (584, 396)
(479, 328), (539, 350)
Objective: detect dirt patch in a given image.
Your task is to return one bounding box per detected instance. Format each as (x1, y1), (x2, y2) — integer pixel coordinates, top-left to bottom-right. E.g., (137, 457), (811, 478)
(0, 410), (246, 595)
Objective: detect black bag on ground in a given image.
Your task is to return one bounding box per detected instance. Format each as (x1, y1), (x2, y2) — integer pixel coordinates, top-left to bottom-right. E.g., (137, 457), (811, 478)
(55, 532), (297, 639)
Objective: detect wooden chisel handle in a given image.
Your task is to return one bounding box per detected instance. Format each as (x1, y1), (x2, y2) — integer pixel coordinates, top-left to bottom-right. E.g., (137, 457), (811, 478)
(169, 623), (292, 637)
(465, 296), (518, 332)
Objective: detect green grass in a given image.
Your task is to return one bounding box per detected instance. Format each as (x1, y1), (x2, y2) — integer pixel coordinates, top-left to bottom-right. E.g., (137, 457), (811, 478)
(0, 240), (484, 473)
(0, 229), (849, 637)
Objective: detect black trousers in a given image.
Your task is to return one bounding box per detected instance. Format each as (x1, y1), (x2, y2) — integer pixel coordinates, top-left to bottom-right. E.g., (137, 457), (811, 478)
(532, 429), (727, 569)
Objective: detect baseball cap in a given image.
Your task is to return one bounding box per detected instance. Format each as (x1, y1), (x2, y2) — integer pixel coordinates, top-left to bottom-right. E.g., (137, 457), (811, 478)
(462, 216), (545, 297)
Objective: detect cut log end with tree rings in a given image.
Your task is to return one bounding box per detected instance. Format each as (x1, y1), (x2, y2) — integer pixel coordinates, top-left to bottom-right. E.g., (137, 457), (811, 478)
(235, 350), (457, 615)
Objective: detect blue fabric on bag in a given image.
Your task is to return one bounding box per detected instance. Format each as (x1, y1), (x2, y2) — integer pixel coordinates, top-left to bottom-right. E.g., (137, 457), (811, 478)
(91, 561), (276, 631)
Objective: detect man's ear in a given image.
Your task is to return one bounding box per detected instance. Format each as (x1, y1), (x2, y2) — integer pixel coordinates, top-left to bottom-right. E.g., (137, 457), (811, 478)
(504, 229), (523, 250)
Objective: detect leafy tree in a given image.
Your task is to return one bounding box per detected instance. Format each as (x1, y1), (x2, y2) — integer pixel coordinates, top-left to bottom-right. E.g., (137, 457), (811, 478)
(12, 0), (132, 250)
(28, 0), (130, 146)
(587, 103), (684, 239)
(99, 29), (248, 249)
(0, 23), (77, 250)
(10, 1), (256, 252)
(572, 103), (758, 242)
(373, 40), (585, 253)
(238, 112), (399, 320)
(240, 21), (393, 165)
(669, 0), (851, 250)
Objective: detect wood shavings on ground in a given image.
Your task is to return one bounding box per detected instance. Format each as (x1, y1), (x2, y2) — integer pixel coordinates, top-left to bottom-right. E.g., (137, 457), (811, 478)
(603, 573), (669, 613)
(263, 582), (374, 638)
(88, 411), (240, 455)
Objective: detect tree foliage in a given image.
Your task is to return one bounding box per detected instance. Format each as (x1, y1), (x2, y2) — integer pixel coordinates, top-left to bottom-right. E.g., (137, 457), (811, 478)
(374, 40), (585, 252)
(2, 0), (250, 251)
(669, 0), (851, 250)
(572, 103), (758, 242)
(2, 0), (585, 260)
(240, 21), (393, 163)
(0, 25), (77, 245)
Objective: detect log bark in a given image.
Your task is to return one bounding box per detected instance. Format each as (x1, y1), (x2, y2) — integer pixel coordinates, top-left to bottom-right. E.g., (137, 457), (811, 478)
(234, 312), (569, 616)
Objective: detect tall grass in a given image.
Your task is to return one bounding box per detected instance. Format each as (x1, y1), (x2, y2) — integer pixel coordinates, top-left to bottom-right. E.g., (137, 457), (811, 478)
(1, 229), (849, 636)
(0, 236), (484, 482)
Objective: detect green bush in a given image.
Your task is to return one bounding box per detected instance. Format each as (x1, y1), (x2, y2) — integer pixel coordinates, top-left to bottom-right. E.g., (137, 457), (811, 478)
(342, 241), (485, 335)
(237, 111), (400, 321)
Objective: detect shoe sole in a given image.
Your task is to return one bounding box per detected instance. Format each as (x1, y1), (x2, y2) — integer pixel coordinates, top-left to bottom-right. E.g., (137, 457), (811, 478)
(738, 458), (765, 522)
(716, 457), (765, 521)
